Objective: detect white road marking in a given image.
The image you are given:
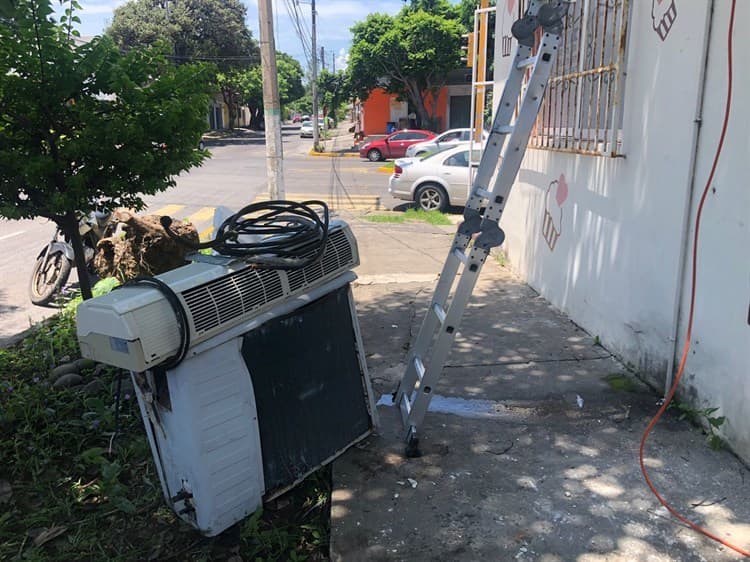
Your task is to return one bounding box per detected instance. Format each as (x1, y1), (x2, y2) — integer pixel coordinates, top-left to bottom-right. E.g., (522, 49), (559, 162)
(0, 231), (25, 242)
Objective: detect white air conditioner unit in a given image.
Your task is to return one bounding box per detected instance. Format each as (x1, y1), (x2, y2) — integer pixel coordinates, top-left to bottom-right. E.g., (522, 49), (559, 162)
(75, 219), (378, 536)
(77, 219), (359, 372)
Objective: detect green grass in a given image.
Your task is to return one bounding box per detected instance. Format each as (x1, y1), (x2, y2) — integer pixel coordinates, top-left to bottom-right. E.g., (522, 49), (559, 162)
(379, 161), (395, 171)
(0, 291), (331, 561)
(364, 208), (452, 226)
(604, 372), (639, 392)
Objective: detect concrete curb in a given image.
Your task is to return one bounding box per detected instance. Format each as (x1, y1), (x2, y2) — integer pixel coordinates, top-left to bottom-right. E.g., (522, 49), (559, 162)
(307, 149), (361, 158)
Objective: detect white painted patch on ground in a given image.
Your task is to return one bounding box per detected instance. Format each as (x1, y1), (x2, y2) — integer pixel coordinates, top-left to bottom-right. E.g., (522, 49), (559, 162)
(377, 393), (512, 419)
(355, 274), (438, 285)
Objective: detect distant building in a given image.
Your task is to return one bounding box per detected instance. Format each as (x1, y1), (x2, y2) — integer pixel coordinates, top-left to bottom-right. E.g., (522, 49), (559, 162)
(358, 69), (475, 135)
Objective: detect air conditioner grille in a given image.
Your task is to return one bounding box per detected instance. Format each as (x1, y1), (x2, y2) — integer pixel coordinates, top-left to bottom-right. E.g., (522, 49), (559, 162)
(182, 269), (284, 334)
(287, 229), (351, 292)
(181, 228), (353, 336)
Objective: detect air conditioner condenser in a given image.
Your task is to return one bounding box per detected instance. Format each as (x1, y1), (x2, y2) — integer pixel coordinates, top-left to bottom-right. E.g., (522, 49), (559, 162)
(75, 219), (378, 536)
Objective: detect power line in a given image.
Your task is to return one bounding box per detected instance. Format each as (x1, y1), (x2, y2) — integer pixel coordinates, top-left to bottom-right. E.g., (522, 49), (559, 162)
(165, 54), (261, 62)
(282, 0), (312, 69)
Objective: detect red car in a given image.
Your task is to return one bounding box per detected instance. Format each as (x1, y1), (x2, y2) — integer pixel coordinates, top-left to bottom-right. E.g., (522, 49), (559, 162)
(359, 129), (436, 162)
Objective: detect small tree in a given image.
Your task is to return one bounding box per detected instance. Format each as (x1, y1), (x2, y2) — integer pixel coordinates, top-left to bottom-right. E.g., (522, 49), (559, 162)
(0, 0), (213, 300)
(108, 0), (257, 130)
(349, 8), (463, 129)
(318, 69), (351, 128)
(231, 52), (304, 129)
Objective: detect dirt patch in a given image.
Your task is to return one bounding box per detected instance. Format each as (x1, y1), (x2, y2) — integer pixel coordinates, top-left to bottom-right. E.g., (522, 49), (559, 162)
(93, 210), (198, 282)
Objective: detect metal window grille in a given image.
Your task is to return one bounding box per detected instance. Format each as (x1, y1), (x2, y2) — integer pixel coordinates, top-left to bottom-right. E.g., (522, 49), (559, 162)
(528, 0), (630, 157)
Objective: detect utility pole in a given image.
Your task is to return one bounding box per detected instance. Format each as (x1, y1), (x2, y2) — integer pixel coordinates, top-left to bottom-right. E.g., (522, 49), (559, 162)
(332, 52), (335, 73)
(258, 0), (285, 198)
(320, 46), (326, 72)
(311, 0), (320, 149)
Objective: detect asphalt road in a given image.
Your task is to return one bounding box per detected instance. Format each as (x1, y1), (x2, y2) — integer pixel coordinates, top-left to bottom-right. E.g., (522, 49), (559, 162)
(0, 124), (398, 345)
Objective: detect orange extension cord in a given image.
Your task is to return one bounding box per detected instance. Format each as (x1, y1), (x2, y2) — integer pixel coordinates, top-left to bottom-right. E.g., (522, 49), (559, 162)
(638, 0), (749, 557)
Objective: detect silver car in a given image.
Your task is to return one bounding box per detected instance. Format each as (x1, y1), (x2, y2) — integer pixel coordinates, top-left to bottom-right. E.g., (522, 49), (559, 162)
(404, 128), (488, 158)
(299, 121), (314, 138)
(389, 145), (484, 212)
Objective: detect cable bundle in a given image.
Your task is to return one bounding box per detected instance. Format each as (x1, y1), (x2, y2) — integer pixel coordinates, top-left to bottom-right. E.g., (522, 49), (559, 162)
(160, 200), (330, 270)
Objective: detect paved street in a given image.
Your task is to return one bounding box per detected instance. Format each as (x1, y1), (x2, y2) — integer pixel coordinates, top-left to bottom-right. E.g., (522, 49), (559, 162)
(0, 124), (398, 345)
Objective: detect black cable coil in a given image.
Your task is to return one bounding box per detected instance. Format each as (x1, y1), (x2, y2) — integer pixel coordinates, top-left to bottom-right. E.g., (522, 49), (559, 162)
(159, 200), (330, 270)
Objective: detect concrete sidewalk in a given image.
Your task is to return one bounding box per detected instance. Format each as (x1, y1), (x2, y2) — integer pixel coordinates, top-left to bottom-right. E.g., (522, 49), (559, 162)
(334, 213), (750, 561)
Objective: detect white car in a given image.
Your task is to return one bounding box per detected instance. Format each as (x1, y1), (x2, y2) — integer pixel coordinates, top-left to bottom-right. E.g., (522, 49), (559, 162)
(299, 121), (323, 138)
(389, 145), (485, 212)
(300, 121), (314, 138)
(404, 128), (488, 158)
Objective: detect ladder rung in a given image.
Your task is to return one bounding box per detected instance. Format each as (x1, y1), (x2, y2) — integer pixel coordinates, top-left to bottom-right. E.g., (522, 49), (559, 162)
(516, 55), (537, 69)
(399, 391), (412, 416)
(431, 303), (446, 324)
(492, 125), (513, 135)
(452, 247), (467, 264)
(474, 188), (492, 199)
(413, 356), (426, 382)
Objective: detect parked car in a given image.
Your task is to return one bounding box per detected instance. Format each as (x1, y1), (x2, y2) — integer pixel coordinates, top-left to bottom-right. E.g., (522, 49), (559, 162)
(359, 129), (436, 162)
(389, 145), (484, 212)
(405, 128), (489, 158)
(300, 120), (314, 138)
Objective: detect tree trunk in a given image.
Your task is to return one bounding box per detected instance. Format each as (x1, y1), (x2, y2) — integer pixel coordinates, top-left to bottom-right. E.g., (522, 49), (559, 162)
(61, 210), (93, 300)
(412, 93), (430, 131)
(403, 79), (431, 130)
(221, 86), (237, 130)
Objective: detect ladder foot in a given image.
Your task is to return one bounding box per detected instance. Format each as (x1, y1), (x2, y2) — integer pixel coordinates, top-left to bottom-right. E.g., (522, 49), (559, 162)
(405, 435), (421, 458)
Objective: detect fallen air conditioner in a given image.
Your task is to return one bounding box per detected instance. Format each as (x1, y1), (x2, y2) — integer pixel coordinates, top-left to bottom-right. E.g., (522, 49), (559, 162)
(75, 218), (377, 536)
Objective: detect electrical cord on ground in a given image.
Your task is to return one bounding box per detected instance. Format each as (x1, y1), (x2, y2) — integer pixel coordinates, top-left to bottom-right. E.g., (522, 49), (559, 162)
(638, 1), (749, 557)
(160, 200), (329, 270)
(108, 370), (123, 454)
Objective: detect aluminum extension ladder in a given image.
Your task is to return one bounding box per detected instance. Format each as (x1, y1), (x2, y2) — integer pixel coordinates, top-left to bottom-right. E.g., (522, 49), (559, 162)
(394, 0), (568, 456)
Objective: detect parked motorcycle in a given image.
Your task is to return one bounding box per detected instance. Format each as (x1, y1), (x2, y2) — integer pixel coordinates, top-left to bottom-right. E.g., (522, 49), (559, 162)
(29, 212), (111, 306)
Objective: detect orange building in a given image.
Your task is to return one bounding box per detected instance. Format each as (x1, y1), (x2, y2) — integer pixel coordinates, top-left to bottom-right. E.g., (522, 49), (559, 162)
(359, 88), (450, 135)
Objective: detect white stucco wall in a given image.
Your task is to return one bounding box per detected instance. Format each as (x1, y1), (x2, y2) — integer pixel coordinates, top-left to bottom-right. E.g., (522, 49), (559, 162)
(674, 0), (750, 459)
(493, 1), (749, 460)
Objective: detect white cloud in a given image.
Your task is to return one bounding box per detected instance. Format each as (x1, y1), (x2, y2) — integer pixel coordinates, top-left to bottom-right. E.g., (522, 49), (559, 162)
(334, 47), (349, 71)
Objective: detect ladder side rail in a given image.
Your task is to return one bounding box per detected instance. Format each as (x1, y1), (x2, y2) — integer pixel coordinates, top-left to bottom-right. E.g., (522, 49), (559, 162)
(481, 33), (562, 230)
(465, 43), (533, 216)
(394, 250), (464, 405)
(403, 258), (487, 437)
(463, 0), (547, 219)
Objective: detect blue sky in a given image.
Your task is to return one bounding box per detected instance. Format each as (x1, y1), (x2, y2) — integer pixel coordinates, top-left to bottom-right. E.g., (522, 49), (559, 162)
(65, 0), (429, 71)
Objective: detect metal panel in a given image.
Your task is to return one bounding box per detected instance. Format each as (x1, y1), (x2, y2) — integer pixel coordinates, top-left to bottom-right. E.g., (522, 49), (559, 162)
(241, 284), (373, 495)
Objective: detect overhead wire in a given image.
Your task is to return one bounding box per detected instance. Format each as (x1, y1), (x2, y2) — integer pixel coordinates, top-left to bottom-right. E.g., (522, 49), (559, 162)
(282, 0), (312, 69)
(638, 0), (749, 557)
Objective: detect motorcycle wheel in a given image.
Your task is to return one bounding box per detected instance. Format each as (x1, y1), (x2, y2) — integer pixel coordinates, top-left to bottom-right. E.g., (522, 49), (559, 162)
(29, 251), (72, 306)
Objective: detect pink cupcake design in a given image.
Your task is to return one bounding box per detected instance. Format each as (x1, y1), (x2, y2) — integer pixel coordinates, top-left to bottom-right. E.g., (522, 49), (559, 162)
(541, 174), (568, 251)
(652, 0), (677, 41)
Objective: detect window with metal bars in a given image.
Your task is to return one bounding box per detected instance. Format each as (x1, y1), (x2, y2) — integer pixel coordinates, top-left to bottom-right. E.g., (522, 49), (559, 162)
(528, 0), (630, 157)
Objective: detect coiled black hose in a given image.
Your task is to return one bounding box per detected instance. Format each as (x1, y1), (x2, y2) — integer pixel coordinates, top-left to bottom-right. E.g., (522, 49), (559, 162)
(160, 200), (329, 270)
